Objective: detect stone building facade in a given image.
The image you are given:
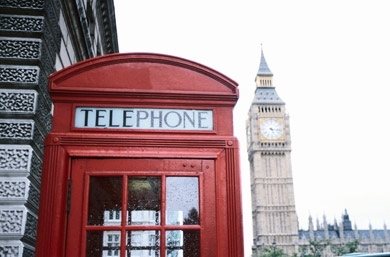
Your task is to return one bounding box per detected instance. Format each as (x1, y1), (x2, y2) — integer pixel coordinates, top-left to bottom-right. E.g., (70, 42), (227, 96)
(299, 210), (390, 256)
(0, 0), (118, 256)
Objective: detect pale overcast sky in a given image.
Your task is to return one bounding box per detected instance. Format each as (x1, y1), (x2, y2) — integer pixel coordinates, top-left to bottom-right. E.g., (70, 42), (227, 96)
(114, 1), (390, 256)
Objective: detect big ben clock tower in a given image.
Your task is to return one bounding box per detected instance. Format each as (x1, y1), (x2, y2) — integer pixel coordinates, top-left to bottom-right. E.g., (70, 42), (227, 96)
(247, 49), (299, 256)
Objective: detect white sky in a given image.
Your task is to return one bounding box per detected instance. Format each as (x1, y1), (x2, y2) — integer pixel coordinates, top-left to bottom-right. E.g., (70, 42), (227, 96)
(114, 1), (390, 255)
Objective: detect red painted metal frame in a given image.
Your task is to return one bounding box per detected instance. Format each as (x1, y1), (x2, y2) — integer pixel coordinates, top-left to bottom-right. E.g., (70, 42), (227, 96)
(35, 53), (243, 257)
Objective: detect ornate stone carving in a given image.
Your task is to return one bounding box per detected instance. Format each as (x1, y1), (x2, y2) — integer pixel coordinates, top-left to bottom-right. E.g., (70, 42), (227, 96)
(41, 21), (58, 63)
(0, 90), (37, 114)
(39, 44), (56, 81)
(24, 212), (37, 241)
(0, 178), (28, 200)
(0, 120), (34, 140)
(0, 145), (32, 173)
(27, 184), (39, 213)
(43, 0), (61, 51)
(31, 124), (45, 153)
(0, 208), (24, 234)
(0, 15), (44, 33)
(29, 151), (42, 185)
(0, 38), (41, 59)
(37, 71), (52, 109)
(0, 241), (34, 257)
(0, 65), (39, 84)
(34, 94), (52, 133)
(0, 245), (19, 256)
(0, 0), (44, 9)
(0, 207), (37, 248)
(23, 247), (34, 257)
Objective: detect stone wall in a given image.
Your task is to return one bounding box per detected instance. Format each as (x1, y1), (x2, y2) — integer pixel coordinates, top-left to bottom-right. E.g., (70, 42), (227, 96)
(0, 1), (53, 256)
(0, 0), (118, 255)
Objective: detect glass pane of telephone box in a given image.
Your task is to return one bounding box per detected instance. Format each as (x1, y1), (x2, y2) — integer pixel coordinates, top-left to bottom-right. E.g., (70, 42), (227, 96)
(127, 177), (161, 225)
(126, 230), (160, 257)
(166, 177), (199, 225)
(166, 230), (200, 257)
(86, 230), (121, 257)
(88, 177), (122, 226)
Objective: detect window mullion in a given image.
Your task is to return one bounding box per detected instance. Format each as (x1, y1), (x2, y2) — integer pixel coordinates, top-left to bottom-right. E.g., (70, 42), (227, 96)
(81, 174), (90, 257)
(121, 174), (127, 257)
(161, 174), (166, 257)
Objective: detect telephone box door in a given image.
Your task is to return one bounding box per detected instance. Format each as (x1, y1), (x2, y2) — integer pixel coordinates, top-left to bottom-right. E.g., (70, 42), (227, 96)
(66, 158), (216, 257)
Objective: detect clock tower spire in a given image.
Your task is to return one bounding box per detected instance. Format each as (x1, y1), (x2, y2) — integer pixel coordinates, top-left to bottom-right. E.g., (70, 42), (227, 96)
(247, 48), (299, 256)
(256, 47), (274, 88)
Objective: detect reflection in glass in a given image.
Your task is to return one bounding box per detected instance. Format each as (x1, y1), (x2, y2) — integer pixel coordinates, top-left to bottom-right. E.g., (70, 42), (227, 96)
(166, 230), (200, 257)
(166, 177), (199, 225)
(128, 177), (161, 225)
(86, 230), (121, 257)
(104, 210), (122, 226)
(127, 230), (160, 257)
(88, 177), (122, 225)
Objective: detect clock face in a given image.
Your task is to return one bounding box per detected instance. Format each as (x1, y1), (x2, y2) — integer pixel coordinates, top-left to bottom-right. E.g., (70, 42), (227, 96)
(260, 119), (283, 140)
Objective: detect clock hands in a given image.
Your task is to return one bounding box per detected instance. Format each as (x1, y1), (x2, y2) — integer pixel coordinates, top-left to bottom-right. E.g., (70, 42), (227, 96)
(268, 127), (281, 132)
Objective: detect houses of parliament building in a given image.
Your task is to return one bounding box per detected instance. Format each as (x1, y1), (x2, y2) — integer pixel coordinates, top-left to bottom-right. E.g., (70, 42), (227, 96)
(246, 49), (390, 256)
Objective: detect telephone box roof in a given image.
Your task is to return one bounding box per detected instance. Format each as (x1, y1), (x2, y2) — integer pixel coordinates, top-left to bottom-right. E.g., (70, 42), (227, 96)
(49, 52), (238, 104)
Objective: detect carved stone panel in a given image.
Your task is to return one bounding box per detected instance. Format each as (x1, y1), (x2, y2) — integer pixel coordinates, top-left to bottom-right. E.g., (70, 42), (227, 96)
(0, 65), (40, 85)
(0, 206), (25, 236)
(0, 206), (37, 246)
(0, 38), (41, 60)
(0, 178), (29, 203)
(0, 15), (44, 33)
(0, 0), (44, 10)
(0, 244), (20, 257)
(0, 120), (45, 151)
(0, 120), (34, 140)
(0, 89), (37, 114)
(0, 145), (32, 176)
(0, 241), (34, 257)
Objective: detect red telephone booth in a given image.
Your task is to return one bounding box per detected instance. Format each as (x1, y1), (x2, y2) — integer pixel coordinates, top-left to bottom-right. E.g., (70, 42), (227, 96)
(36, 53), (243, 257)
